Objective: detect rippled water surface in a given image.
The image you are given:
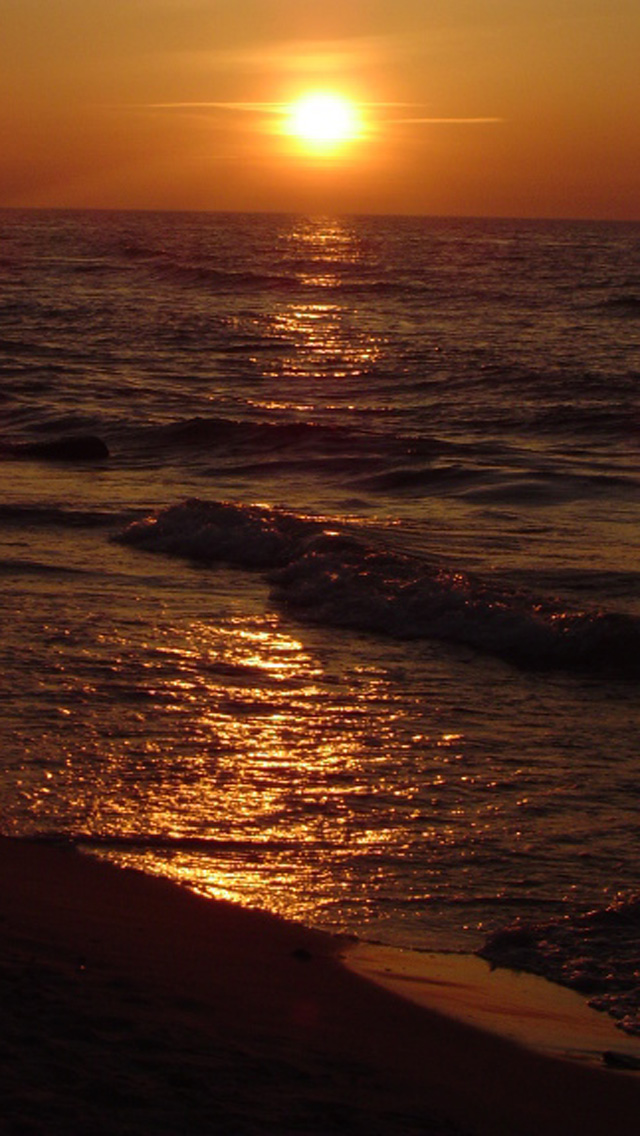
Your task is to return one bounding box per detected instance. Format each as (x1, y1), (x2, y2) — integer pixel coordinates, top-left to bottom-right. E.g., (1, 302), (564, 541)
(1, 209), (639, 1027)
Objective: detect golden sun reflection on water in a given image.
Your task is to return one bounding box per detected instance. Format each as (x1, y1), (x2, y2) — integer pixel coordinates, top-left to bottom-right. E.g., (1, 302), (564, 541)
(84, 609), (479, 930)
(254, 217), (387, 380)
(262, 303), (384, 380)
(9, 573), (537, 941)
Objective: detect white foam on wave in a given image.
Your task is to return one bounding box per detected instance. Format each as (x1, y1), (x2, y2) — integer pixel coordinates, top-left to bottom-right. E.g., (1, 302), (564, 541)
(117, 499), (640, 674)
(118, 498), (320, 568)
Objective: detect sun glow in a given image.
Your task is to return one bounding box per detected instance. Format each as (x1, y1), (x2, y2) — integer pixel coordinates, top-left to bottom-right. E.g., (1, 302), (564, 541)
(285, 92), (362, 155)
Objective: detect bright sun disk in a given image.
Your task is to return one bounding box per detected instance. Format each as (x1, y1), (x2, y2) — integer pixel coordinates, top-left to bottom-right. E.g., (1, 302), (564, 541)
(286, 93), (360, 152)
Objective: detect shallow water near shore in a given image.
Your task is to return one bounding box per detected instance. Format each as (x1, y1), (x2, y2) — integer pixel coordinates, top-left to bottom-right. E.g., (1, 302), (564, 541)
(1, 208), (639, 1033)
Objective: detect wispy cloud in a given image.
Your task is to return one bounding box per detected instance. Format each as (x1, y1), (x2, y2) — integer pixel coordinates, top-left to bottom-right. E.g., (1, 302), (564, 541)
(139, 103), (283, 111)
(390, 116), (505, 124)
(133, 102), (504, 126)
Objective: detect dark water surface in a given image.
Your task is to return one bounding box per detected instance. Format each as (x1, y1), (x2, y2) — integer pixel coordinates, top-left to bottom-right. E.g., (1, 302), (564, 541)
(1, 209), (639, 1030)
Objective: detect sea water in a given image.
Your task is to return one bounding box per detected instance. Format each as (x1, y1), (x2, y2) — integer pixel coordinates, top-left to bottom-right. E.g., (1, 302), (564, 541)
(1, 209), (639, 1032)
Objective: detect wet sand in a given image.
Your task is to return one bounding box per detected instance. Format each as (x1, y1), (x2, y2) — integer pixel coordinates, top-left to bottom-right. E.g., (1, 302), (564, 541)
(347, 943), (640, 1067)
(1, 837), (639, 1136)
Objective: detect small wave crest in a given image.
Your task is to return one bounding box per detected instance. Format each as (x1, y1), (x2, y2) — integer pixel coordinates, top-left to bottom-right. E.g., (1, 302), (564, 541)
(0, 503), (120, 528)
(119, 415), (476, 486)
(118, 498), (321, 568)
(154, 262), (302, 292)
(139, 415), (370, 457)
(117, 499), (640, 675)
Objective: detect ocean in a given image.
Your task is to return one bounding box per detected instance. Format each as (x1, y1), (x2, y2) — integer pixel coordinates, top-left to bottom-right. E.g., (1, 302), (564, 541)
(1, 208), (639, 1033)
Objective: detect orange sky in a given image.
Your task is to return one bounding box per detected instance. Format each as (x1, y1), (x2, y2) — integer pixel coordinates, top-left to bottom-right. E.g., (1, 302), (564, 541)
(1, 0), (638, 219)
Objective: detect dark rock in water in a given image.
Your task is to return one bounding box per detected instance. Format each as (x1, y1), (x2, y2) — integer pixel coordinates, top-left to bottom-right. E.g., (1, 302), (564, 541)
(25, 435), (110, 461)
(603, 1050), (640, 1071)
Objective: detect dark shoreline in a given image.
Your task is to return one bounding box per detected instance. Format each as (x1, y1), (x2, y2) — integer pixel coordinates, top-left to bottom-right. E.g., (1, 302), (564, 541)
(2, 837), (640, 1135)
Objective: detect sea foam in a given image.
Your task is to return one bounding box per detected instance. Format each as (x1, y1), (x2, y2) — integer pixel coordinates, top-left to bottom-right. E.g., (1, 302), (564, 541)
(118, 499), (640, 675)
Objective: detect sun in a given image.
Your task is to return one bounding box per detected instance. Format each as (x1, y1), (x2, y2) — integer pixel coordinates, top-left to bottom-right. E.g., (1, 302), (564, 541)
(285, 92), (361, 155)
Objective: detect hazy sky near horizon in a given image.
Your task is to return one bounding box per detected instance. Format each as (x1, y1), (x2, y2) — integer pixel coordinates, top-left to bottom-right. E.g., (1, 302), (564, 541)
(1, 0), (638, 218)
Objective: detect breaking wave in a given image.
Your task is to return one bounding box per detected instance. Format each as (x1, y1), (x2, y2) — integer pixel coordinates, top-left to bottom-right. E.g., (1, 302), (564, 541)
(117, 499), (640, 675)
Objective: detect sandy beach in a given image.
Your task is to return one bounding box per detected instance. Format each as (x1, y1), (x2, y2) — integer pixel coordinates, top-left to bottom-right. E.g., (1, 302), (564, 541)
(1, 838), (639, 1136)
